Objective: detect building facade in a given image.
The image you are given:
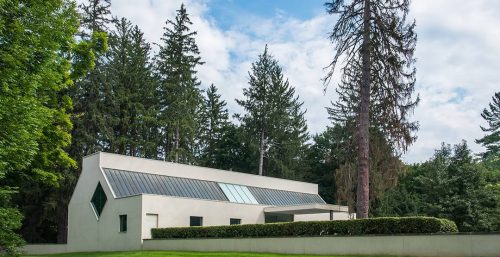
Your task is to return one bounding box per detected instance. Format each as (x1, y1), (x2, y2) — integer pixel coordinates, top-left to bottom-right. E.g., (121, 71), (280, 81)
(67, 152), (351, 252)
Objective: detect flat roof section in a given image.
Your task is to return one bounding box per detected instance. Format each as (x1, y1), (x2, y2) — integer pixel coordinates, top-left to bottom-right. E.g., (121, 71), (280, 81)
(264, 204), (349, 215)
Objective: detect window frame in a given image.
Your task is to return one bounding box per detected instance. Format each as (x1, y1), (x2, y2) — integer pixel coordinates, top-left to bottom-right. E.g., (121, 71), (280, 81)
(230, 218), (241, 225)
(90, 182), (107, 220)
(119, 214), (127, 232)
(189, 216), (203, 227)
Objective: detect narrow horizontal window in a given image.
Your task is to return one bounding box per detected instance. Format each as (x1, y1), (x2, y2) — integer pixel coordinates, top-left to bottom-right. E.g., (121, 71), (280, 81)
(230, 218), (241, 225)
(190, 216), (203, 227)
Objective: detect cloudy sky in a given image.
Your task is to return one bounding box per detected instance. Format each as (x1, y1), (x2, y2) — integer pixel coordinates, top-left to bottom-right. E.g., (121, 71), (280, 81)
(105, 0), (499, 163)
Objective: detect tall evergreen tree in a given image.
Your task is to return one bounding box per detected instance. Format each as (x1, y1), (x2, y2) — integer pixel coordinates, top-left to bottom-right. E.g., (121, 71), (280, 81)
(236, 46), (308, 179)
(476, 92), (500, 160)
(156, 4), (204, 164)
(198, 84), (232, 168)
(324, 0), (419, 218)
(70, 0), (113, 163)
(102, 18), (159, 158)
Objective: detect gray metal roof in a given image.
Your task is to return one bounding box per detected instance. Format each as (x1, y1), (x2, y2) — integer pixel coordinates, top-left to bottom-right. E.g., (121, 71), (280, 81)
(248, 186), (326, 206)
(102, 168), (326, 206)
(103, 168), (228, 201)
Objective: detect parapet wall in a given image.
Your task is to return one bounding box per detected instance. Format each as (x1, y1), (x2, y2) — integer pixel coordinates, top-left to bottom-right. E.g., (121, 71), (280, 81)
(143, 233), (500, 257)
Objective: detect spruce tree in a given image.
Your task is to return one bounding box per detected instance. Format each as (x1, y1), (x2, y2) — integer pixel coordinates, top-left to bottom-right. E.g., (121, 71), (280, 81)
(476, 92), (500, 160)
(156, 4), (203, 164)
(102, 18), (159, 158)
(324, 0), (419, 218)
(198, 84), (232, 168)
(236, 46), (308, 179)
(69, 0), (113, 162)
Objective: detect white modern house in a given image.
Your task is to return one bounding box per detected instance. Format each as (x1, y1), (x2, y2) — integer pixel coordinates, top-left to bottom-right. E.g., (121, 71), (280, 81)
(66, 152), (351, 252)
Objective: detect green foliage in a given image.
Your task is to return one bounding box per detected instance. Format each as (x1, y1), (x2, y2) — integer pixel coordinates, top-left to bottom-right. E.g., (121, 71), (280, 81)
(152, 217), (457, 239)
(305, 123), (405, 212)
(156, 4), (204, 163)
(197, 85), (235, 169)
(476, 92), (500, 161)
(0, 207), (24, 256)
(0, 188), (24, 256)
(376, 141), (500, 232)
(0, 0), (102, 246)
(101, 18), (159, 157)
(236, 46), (309, 179)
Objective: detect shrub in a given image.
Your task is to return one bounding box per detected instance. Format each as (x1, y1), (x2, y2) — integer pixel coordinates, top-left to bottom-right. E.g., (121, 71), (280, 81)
(151, 216), (458, 239)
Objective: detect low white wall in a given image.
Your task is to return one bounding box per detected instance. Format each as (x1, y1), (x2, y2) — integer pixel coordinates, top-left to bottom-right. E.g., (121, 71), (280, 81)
(143, 234), (500, 257)
(23, 244), (68, 255)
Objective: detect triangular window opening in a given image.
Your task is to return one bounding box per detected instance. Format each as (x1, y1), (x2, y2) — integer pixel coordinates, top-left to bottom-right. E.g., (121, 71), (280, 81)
(91, 182), (107, 218)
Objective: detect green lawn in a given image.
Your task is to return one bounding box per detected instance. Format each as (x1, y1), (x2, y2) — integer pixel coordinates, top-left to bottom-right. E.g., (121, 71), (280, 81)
(22, 251), (392, 257)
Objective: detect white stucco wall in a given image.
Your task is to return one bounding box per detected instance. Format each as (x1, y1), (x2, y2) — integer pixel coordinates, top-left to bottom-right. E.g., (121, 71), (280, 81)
(294, 212), (352, 221)
(67, 153), (142, 252)
(141, 194), (268, 239)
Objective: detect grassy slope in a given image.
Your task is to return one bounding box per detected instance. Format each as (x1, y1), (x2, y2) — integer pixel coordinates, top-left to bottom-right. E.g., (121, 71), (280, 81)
(22, 251), (391, 257)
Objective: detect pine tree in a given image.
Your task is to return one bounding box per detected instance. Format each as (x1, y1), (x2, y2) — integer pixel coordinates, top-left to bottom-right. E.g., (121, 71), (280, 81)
(102, 18), (159, 158)
(476, 92), (500, 160)
(324, 0), (419, 218)
(198, 84), (232, 168)
(156, 4), (204, 164)
(236, 46), (308, 179)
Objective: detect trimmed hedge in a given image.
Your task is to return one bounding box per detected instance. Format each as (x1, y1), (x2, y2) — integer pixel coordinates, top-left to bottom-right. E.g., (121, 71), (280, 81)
(151, 217), (458, 239)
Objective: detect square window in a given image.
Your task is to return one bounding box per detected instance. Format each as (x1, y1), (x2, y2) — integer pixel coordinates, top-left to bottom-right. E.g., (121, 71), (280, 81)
(119, 215), (127, 232)
(190, 216), (203, 227)
(91, 182), (107, 218)
(230, 218), (241, 225)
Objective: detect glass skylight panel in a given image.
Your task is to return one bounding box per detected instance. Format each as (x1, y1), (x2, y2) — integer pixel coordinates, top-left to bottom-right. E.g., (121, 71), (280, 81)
(240, 186), (259, 204)
(236, 185), (253, 204)
(218, 183), (237, 202)
(227, 184), (244, 202)
(218, 182), (259, 204)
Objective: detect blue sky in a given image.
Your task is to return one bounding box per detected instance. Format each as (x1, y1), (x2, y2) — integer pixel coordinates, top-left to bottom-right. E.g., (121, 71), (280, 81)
(107, 0), (500, 163)
(207, 0), (325, 29)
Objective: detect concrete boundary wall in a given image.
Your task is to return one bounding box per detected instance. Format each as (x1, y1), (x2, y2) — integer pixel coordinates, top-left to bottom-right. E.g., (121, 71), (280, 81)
(23, 244), (68, 255)
(143, 234), (500, 257)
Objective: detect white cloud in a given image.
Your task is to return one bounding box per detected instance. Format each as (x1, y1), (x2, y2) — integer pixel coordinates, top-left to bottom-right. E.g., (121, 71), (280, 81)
(106, 0), (499, 163)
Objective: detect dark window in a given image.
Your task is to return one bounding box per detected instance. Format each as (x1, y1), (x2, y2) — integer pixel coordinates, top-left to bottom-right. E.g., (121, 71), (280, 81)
(264, 214), (294, 223)
(91, 183), (107, 218)
(119, 215), (127, 232)
(230, 218), (241, 225)
(190, 216), (203, 226)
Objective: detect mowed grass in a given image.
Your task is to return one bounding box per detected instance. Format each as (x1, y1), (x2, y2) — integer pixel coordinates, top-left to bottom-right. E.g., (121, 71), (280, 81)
(22, 251), (394, 257)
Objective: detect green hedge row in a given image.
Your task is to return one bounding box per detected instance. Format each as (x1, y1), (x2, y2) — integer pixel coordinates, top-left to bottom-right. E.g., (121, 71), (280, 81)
(151, 217), (458, 239)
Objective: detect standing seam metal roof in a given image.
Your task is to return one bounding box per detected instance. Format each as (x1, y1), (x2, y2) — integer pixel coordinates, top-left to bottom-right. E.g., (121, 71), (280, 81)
(102, 168), (326, 206)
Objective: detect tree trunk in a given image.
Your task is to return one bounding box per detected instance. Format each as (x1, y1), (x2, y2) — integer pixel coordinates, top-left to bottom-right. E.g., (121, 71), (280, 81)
(258, 131), (265, 176)
(356, 0), (371, 219)
(175, 123), (179, 163)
